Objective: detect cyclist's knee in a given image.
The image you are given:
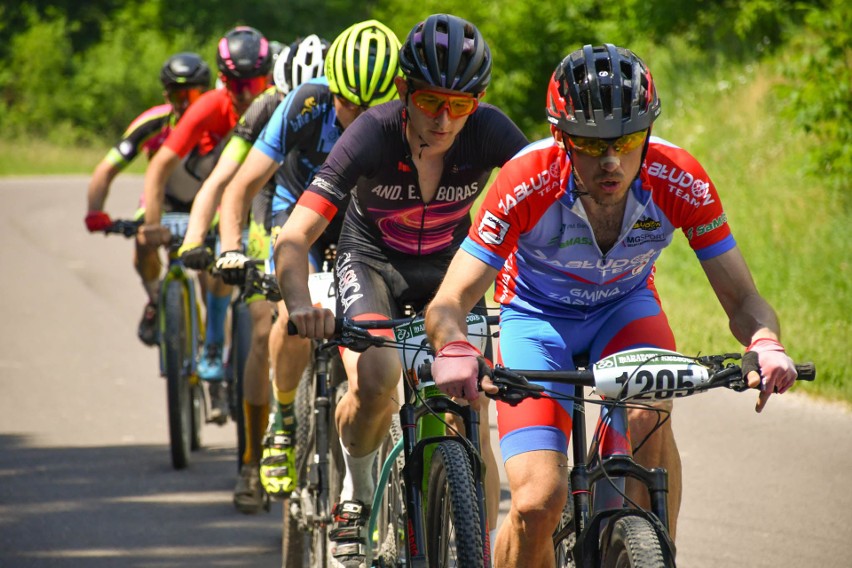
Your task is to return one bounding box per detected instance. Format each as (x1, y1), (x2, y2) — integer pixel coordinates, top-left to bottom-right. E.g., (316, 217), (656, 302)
(345, 349), (399, 401)
(628, 402), (673, 438)
(509, 478), (567, 536)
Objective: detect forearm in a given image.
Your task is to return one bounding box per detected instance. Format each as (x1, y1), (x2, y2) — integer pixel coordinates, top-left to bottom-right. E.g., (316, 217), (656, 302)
(425, 300), (474, 352)
(142, 149), (179, 224)
(727, 292), (782, 346)
(218, 180), (252, 251)
(185, 157), (240, 245)
(275, 237), (313, 311)
(87, 161), (118, 211)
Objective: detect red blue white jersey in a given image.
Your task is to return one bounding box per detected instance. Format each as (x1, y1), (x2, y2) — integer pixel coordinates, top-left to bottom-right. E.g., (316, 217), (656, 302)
(462, 136), (736, 317)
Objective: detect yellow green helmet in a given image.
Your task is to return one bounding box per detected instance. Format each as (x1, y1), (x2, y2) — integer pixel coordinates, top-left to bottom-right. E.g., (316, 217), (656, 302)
(326, 19), (402, 107)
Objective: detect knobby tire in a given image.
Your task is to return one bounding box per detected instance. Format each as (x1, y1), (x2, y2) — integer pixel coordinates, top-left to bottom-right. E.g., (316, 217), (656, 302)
(164, 279), (193, 470)
(425, 441), (484, 568)
(601, 514), (671, 568)
(230, 300), (253, 470)
(374, 415), (405, 567)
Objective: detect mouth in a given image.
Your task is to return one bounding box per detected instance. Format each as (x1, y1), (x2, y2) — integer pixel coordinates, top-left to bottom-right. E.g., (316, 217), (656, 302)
(598, 178), (623, 193)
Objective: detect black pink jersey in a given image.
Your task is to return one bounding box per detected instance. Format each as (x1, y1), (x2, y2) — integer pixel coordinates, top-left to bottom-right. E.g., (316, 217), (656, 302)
(462, 136), (737, 316)
(297, 100), (528, 258)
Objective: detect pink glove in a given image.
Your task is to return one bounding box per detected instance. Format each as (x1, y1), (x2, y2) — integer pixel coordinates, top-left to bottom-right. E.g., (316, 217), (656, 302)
(431, 340), (484, 401)
(85, 211), (112, 232)
(747, 337), (797, 395)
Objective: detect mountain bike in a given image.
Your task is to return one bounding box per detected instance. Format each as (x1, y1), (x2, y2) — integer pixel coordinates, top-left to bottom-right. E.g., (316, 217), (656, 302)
(420, 347), (816, 567)
(105, 215), (223, 469)
(294, 313), (498, 568)
(277, 257), (346, 568)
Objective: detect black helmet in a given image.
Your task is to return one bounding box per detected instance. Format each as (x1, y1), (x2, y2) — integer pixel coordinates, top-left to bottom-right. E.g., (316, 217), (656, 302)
(216, 26), (272, 79)
(399, 14), (491, 94)
(546, 44), (661, 138)
(160, 52), (211, 90)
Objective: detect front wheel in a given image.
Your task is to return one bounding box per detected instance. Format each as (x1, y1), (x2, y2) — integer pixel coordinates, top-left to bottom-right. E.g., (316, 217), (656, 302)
(601, 514), (672, 568)
(425, 441), (483, 567)
(163, 279), (194, 470)
(374, 415), (405, 567)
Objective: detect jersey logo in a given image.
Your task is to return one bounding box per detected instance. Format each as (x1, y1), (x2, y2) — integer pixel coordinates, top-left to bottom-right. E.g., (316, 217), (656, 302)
(301, 96), (318, 115)
(397, 161), (412, 172)
(478, 211), (510, 245)
(633, 217), (662, 231)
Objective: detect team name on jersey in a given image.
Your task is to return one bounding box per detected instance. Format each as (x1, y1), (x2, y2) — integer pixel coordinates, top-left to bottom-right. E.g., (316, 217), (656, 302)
(370, 183), (479, 201)
(498, 162), (561, 215)
(547, 287), (622, 305)
(646, 161), (715, 208)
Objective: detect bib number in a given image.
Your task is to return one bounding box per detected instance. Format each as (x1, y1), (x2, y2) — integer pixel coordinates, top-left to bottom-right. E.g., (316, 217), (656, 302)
(161, 212), (190, 239)
(308, 272), (336, 315)
(592, 348), (710, 400)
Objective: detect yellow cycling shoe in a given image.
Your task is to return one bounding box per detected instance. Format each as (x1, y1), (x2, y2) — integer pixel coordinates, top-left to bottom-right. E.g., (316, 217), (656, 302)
(259, 431), (297, 498)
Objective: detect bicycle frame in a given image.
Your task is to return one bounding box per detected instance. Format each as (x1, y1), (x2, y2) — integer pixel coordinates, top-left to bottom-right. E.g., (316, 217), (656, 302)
(564, 384), (675, 566)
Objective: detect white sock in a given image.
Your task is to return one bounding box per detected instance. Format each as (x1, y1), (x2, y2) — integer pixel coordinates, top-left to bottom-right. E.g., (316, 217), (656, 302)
(339, 439), (378, 505)
(490, 528), (498, 562)
(143, 279), (159, 303)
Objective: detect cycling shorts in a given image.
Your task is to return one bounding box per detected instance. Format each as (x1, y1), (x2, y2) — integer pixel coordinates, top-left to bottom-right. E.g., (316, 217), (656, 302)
(496, 287), (676, 463)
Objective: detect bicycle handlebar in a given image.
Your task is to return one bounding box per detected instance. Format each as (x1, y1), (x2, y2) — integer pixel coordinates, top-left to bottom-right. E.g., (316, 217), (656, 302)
(419, 351), (815, 405)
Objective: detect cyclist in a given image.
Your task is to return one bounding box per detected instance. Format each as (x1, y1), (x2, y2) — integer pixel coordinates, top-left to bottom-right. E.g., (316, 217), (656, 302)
(279, 14), (529, 567)
(178, 34), (330, 514)
(139, 26), (272, 419)
(423, 44), (798, 568)
(85, 52), (210, 345)
(211, 20), (401, 527)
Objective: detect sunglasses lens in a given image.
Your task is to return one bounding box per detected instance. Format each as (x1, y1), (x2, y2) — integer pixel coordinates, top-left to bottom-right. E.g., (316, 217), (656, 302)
(412, 90), (478, 118)
(168, 88), (201, 106)
(226, 76), (267, 95)
(569, 130), (649, 156)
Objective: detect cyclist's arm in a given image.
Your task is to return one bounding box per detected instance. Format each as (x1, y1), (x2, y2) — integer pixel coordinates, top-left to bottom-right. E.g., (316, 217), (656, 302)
(426, 249), (499, 351)
(700, 246), (782, 345)
(274, 204), (332, 337)
(141, 146), (181, 225)
(219, 146), (279, 252)
(87, 159), (120, 212)
(183, 150), (245, 247)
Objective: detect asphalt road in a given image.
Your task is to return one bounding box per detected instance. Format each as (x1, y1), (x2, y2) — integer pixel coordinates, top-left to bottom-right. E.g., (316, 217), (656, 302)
(1, 175), (850, 567)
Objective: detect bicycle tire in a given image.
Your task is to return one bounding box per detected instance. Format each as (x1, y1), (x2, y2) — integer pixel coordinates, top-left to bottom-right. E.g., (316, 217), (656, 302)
(601, 514), (671, 568)
(425, 441), (484, 568)
(553, 477), (576, 568)
(374, 414), (405, 567)
(281, 360), (312, 568)
(230, 300), (253, 470)
(164, 279), (193, 470)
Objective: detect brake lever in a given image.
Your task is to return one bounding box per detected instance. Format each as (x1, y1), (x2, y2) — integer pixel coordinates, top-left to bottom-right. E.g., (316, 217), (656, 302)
(488, 366), (545, 406)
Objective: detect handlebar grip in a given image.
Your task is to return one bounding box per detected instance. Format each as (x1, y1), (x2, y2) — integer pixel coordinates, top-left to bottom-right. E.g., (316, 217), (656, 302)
(795, 362), (816, 381)
(286, 320), (298, 336)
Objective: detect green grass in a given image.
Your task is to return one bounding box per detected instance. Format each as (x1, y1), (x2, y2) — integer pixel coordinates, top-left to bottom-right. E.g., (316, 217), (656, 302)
(0, 139), (146, 176)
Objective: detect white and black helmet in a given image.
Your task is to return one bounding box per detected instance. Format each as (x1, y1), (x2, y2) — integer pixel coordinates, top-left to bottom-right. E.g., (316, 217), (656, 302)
(275, 34), (329, 94)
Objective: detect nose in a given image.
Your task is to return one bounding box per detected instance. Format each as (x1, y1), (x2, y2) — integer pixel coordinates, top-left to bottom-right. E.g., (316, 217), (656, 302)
(599, 146), (621, 171)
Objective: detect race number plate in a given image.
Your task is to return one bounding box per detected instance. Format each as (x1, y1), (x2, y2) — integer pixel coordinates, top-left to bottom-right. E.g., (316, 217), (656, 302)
(160, 212), (190, 239)
(592, 348), (711, 400)
(393, 313), (490, 386)
(308, 272), (336, 315)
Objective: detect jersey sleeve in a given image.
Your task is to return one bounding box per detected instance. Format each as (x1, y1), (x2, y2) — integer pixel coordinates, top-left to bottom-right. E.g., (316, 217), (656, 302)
(105, 104), (172, 169)
(647, 140), (736, 261)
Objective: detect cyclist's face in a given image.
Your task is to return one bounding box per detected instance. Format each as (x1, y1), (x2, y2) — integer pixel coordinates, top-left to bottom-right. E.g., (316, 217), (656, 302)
(165, 87), (203, 117)
(401, 78), (479, 155)
(556, 128), (645, 207)
(222, 74), (268, 114)
(332, 94), (369, 129)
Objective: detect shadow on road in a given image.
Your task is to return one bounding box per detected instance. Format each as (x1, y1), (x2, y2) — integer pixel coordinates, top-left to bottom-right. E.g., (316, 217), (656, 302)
(0, 434), (281, 567)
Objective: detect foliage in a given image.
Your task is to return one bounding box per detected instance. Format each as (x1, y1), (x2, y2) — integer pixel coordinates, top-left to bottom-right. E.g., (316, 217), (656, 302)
(775, 0), (851, 197)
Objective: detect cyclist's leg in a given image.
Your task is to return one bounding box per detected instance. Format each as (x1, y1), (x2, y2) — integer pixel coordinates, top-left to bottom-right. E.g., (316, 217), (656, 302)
(261, 192), (313, 496)
(495, 308), (585, 568)
(133, 205), (162, 345)
(590, 288), (681, 539)
(329, 252), (401, 566)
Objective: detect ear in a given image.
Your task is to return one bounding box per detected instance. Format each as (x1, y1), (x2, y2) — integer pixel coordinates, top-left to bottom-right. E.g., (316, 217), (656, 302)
(551, 125), (566, 150)
(394, 76), (408, 100)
